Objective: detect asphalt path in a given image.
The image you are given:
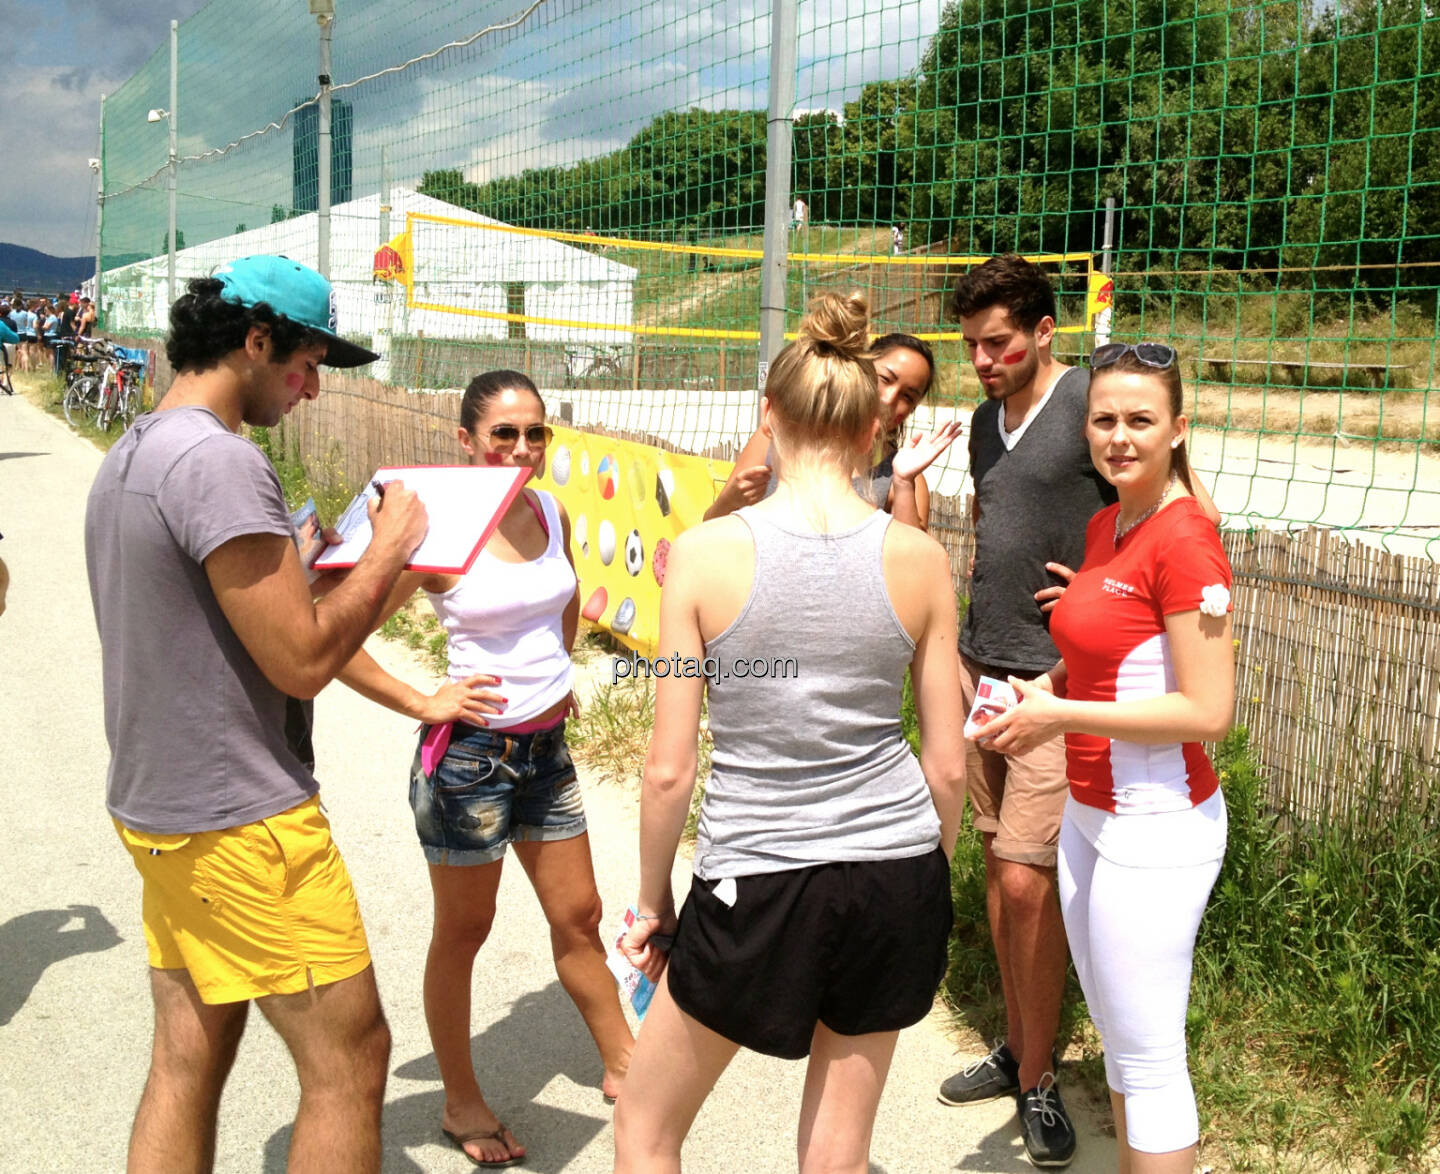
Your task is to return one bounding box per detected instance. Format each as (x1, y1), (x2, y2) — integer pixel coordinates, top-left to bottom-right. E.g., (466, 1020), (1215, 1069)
(0, 391), (1116, 1172)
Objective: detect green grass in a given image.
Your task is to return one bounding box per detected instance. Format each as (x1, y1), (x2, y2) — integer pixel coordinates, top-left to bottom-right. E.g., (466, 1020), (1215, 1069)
(377, 591), (449, 676)
(249, 427), (362, 526)
(925, 716), (1440, 1171)
(1186, 730), (1440, 1170)
(14, 369), (141, 451)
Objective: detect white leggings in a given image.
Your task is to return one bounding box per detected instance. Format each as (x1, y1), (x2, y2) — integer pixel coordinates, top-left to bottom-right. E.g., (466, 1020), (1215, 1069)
(1057, 813), (1221, 1154)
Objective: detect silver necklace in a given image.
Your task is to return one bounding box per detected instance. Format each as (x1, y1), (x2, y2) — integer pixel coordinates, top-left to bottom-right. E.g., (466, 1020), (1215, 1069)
(1115, 472), (1178, 545)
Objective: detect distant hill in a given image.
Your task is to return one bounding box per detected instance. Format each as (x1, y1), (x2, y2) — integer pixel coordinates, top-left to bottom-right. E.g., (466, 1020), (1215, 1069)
(0, 244), (97, 296)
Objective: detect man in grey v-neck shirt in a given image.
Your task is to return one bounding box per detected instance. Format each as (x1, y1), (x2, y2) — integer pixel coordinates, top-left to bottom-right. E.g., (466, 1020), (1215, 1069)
(86, 256), (428, 1174)
(936, 255), (1114, 1168)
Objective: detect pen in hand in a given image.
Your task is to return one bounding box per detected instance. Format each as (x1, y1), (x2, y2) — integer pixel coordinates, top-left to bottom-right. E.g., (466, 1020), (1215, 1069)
(371, 479), (387, 502)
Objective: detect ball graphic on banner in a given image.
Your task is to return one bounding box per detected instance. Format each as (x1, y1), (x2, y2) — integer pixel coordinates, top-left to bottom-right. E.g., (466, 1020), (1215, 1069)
(580, 452), (591, 477)
(574, 514), (589, 558)
(598, 520), (617, 566)
(627, 459), (648, 508)
(624, 529), (644, 576)
(597, 455), (618, 500)
(551, 445), (571, 486)
(581, 586), (608, 622)
(613, 597), (636, 634)
(655, 469), (675, 517)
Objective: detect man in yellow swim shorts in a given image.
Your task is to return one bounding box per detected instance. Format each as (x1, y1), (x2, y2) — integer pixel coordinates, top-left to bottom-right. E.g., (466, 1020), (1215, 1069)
(85, 257), (428, 1173)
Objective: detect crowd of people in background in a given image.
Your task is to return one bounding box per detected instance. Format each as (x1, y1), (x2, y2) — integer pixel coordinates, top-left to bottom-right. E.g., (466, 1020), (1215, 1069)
(0, 288), (98, 374)
(76, 252), (1233, 1174)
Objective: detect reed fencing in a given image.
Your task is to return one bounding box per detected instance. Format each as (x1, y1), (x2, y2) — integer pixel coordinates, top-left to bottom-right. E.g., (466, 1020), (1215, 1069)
(276, 377), (1439, 826)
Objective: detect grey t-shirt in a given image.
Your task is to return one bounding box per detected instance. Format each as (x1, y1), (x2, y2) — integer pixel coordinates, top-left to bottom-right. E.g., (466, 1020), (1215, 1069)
(960, 367), (1117, 673)
(85, 407), (318, 833)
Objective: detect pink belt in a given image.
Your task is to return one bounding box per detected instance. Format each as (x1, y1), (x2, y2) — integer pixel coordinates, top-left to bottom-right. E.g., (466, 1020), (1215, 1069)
(419, 710), (566, 777)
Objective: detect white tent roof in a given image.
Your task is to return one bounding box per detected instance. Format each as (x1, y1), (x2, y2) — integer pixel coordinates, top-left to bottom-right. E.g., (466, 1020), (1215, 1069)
(105, 188), (635, 287)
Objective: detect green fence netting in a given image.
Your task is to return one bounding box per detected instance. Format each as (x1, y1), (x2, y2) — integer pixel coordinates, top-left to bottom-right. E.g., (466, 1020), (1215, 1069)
(97, 0), (1438, 553)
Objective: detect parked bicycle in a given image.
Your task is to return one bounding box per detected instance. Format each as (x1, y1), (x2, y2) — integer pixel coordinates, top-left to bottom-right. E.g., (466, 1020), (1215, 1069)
(98, 356), (145, 431)
(62, 341), (145, 432)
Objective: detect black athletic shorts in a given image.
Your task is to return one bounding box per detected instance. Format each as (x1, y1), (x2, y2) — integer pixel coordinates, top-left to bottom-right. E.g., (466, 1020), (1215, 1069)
(666, 848), (953, 1060)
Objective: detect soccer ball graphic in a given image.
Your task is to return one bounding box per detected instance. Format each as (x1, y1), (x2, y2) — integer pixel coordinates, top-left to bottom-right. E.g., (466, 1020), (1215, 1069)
(624, 529), (644, 576)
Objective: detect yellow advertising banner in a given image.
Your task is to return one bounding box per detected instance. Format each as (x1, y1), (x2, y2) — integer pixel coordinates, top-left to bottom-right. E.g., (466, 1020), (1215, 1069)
(532, 426), (733, 655)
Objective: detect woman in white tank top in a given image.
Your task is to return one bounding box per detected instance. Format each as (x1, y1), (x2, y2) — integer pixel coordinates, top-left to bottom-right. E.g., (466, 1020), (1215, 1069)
(339, 371), (631, 1166)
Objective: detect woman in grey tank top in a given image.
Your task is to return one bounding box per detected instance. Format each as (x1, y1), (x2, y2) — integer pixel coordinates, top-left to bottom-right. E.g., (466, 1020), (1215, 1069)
(614, 293), (968, 1173)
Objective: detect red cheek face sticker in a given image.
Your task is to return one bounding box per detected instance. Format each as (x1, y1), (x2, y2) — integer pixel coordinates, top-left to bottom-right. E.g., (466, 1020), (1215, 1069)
(284, 372), (304, 391)
(483, 451), (505, 466)
(1000, 349), (1028, 366)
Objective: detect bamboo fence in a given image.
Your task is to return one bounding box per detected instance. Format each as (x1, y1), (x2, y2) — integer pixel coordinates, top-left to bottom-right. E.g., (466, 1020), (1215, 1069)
(275, 374), (1439, 826)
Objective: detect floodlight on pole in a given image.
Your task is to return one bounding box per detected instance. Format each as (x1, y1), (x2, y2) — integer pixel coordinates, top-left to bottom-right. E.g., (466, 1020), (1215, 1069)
(146, 109), (168, 123)
(165, 20), (178, 304)
(95, 94), (106, 329)
(314, 0), (335, 276)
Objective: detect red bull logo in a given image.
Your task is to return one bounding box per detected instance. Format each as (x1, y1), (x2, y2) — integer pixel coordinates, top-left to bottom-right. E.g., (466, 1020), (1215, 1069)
(373, 244), (405, 282)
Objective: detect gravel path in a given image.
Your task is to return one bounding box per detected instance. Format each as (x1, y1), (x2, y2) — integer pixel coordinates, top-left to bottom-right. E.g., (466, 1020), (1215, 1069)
(0, 390), (1116, 1172)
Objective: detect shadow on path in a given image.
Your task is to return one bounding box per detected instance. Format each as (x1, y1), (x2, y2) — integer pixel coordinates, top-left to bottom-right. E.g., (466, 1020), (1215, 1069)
(263, 981), (609, 1172)
(0, 905), (122, 1026)
(0, 451), (49, 461)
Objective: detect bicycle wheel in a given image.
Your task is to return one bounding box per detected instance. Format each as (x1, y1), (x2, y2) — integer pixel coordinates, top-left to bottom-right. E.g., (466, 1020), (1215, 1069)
(64, 376), (98, 427)
(119, 385), (139, 430)
(98, 370), (121, 431)
(0, 363), (13, 396)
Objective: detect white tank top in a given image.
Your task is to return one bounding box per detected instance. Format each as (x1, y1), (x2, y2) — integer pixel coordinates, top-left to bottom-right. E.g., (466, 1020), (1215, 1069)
(425, 490), (576, 728)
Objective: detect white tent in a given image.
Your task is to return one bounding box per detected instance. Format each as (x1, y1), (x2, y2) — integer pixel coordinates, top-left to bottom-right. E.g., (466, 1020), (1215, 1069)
(96, 189), (637, 355)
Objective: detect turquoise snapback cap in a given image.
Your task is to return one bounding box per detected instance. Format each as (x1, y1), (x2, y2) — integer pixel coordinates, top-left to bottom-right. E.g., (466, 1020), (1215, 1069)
(213, 255), (378, 368)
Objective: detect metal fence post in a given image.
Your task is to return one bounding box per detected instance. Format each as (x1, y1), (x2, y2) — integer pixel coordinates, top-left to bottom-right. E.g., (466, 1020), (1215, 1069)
(1095, 196), (1117, 348)
(316, 4), (334, 278)
(167, 21), (177, 305)
(757, 0), (799, 409)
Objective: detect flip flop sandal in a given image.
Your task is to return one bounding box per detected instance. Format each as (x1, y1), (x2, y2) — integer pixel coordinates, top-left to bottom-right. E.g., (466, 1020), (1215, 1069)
(442, 1124), (525, 1168)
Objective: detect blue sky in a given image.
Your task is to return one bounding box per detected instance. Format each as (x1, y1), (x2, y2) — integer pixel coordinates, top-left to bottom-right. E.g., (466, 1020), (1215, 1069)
(7, 0), (939, 260)
(3, 0), (210, 256)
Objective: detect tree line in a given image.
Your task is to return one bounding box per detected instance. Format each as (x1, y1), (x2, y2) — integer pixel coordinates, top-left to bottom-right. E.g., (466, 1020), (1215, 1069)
(419, 0), (1436, 293)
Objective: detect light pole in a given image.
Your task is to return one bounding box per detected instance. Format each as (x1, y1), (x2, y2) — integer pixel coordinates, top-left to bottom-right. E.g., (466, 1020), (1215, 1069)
(757, 0), (798, 405)
(91, 93), (105, 325)
(146, 19), (178, 307)
(311, 0), (335, 278)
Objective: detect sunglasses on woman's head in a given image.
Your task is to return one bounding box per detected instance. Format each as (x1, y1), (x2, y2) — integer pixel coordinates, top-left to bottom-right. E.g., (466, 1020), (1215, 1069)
(1090, 342), (1178, 370)
(487, 423), (552, 448)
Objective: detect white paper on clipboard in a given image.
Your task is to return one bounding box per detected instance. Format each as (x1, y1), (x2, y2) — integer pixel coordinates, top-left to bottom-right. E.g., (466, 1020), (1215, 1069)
(313, 465), (531, 575)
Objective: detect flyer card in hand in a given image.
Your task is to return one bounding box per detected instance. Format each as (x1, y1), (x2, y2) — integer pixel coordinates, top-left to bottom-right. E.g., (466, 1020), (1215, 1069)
(289, 497), (322, 583)
(313, 465), (531, 575)
(604, 907), (662, 1021)
(964, 675), (1017, 739)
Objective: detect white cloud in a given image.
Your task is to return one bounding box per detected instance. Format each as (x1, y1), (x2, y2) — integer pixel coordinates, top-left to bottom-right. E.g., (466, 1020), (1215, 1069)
(1, 67), (119, 257)
(17, 0), (945, 259)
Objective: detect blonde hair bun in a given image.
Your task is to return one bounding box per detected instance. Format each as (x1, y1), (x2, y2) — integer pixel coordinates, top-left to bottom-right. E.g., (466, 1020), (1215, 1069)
(798, 290), (871, 360)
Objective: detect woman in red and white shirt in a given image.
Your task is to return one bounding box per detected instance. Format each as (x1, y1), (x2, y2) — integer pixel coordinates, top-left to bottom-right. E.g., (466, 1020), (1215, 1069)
(982, 343), (1233, 1173)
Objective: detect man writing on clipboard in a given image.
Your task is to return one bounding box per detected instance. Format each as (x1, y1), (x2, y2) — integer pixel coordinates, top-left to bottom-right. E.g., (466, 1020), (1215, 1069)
(85, 255), (427, 1174)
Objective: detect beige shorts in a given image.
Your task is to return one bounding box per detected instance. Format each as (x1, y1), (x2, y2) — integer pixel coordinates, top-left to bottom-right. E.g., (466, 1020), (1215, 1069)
(960, 652), (1068, 867)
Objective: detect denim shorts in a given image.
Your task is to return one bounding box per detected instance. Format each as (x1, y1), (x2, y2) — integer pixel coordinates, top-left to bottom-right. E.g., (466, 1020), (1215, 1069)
(409, 720), (587, 866)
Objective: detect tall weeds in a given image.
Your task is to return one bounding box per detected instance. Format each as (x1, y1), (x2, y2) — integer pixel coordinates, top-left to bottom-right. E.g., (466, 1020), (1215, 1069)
(936, 724), (1440, 1168)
